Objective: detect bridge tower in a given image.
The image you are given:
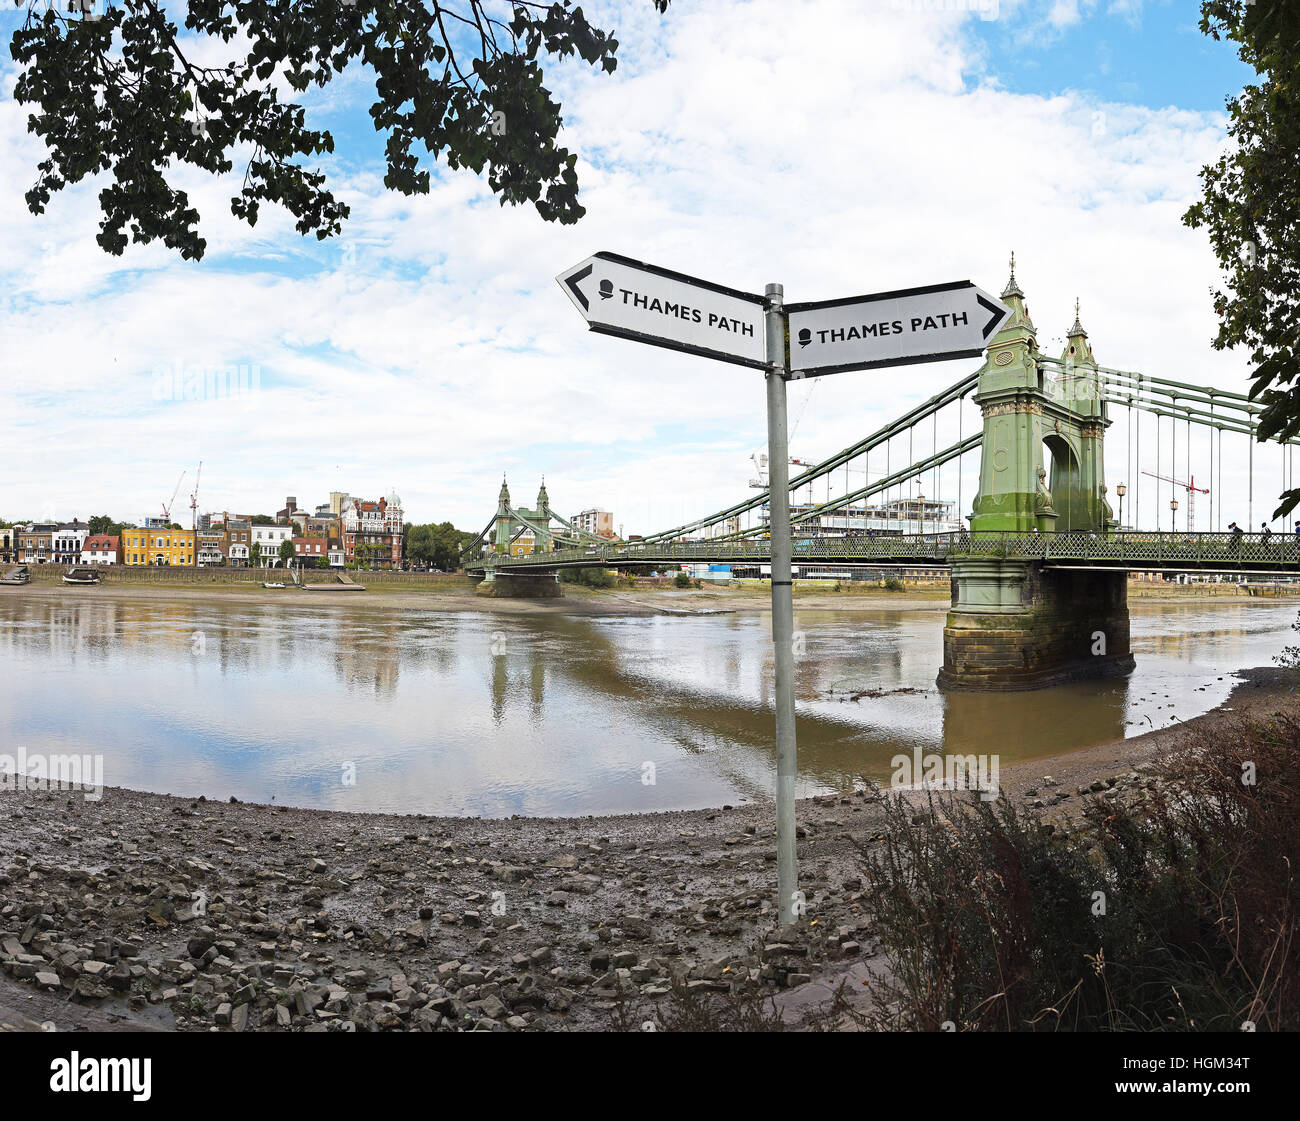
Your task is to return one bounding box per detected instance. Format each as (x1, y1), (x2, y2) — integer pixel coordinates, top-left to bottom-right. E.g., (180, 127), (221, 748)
(940, 257), (1133, 690)
(534, 478), (552, 553)
(968, 260), (1113, 535)
(1060, 303), (1119, 535)
(494, 476), (513, 554)
(479, 474), (563, 598)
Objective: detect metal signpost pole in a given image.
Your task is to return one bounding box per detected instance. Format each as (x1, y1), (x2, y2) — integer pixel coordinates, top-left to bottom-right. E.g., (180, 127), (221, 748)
(764, 282), (799, 923)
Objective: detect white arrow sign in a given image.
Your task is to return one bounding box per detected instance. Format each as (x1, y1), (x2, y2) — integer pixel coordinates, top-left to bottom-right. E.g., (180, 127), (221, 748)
(786, 281), (1013, 378)
(556, 252), (769, 369)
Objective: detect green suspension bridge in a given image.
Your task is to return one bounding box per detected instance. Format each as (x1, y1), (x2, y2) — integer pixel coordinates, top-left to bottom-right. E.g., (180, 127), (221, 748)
(462, 262), (1300, 688)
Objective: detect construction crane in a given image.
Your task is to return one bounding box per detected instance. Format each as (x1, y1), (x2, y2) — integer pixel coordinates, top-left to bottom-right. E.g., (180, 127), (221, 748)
(748, 451), (814, 489)
(1141, 470), (1209, 531)
(162, 471), (186, 524)
(189, 461), (203, 531)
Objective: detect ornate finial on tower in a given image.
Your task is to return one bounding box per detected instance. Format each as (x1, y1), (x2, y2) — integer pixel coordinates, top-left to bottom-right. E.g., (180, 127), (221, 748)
(1002, 250), (1024, 300)
(1070, 297), (1086, 337)
(1068, 297), (1088, 340)
(1062, 294), (1095, 364)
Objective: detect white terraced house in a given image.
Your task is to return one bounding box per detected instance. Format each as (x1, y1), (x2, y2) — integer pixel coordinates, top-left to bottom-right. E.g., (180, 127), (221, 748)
(251, 523), (293, 566)
(54, 520), (90, 563)
(80, 534), (121, 565)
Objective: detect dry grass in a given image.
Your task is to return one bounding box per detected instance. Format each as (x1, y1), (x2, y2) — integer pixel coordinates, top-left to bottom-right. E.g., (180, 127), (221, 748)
(855, 716), (1300, 1032)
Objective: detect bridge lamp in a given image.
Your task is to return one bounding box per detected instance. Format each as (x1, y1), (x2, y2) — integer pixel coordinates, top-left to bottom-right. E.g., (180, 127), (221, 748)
(1115, 483), (1126, 530)
(1170, 496), (1179, 532)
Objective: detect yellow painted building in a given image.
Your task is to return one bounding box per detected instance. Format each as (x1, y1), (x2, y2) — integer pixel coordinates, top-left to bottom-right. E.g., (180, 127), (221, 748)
(121, 528), (197, 567)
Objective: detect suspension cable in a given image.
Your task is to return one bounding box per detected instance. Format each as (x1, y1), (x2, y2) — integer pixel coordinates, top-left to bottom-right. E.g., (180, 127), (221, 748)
(958, 389), (964, 525)
(1249, 420), (1254, 530)
(908, 426), (914, 527)
(933, 409), (939, 530)
(1210, 396), (1216, 532)
(1171, 400), (1178, 531)
(1218, 425), (1224, 533)
(1159, 413), (1170, 533)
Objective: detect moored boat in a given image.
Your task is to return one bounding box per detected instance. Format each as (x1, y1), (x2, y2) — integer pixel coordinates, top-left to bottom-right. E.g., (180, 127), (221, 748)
(62, 566), (101, 586)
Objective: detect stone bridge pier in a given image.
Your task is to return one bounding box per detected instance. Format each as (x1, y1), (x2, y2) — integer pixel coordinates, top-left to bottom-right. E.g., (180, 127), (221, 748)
(475, 572), (564, 599)
(937, 559), (1133, 690)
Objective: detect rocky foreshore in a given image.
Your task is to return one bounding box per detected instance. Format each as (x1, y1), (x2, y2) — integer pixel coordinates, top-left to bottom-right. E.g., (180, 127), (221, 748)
(2, 666), (1296, 1033)
(0, 782), (899, 1033)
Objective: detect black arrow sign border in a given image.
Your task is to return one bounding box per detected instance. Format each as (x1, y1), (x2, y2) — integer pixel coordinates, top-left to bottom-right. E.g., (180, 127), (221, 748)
(976, 292), (1008, 340)
(587, 251), (768, 308)
(784, 347), (989, 381)
(564, 262), (593, 311)
(785, 277), (981, 314)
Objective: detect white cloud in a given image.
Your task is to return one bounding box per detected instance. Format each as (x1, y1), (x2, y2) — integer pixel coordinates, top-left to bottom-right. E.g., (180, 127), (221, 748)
(0, 0), (1258, 534)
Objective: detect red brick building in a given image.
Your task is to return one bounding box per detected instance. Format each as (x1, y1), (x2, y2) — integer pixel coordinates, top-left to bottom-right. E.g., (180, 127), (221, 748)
(341, 494), (404, 568)
(293, 536), (329, 564)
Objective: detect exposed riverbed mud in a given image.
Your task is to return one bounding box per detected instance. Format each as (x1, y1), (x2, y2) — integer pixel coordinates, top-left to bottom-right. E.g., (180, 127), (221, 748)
(2, 580), (951, 617)
(2, 666), (1295, 1033)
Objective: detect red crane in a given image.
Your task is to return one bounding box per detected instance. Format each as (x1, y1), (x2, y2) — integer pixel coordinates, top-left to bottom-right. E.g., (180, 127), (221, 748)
(1141, 470), (1209, 531)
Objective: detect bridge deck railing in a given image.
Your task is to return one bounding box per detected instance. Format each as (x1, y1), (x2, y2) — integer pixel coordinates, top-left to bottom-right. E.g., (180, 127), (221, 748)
(465, 530), (1300, 570)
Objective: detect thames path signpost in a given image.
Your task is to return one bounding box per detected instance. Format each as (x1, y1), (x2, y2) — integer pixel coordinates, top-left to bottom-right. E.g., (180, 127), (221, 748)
(558, 252), (1013, 924)
(787, 280), (1012, 378)
(557, 252), (768, 368)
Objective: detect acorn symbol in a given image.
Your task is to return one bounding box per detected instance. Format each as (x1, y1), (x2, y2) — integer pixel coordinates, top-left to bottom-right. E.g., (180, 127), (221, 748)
(797, 327), (811, 347)
(598, 279), (613, 300)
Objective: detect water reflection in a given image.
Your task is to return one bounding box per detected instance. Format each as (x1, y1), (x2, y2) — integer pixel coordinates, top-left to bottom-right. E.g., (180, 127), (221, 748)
(0, 592), (1293, 817)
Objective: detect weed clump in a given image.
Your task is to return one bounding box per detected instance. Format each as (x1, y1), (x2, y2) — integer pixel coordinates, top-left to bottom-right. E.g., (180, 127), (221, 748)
(859, 716), (1300, 1031)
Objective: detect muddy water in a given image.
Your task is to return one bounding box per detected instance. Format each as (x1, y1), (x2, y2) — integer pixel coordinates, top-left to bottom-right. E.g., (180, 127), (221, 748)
(0, 594), (1293, 817)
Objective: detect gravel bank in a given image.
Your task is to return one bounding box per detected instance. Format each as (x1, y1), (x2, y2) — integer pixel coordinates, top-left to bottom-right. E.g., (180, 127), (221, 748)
(2, 666), (1295, 1033)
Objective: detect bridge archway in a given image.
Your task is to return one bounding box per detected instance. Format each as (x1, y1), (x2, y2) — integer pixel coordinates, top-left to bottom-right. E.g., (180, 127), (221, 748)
(1043, 433), (1084, 534)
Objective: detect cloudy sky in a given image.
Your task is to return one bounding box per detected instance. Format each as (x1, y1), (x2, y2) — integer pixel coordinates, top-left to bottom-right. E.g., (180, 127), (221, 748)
(0, 0), (1278, 536)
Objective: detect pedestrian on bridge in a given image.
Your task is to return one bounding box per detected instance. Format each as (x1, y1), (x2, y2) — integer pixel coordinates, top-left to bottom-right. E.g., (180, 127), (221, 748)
(1262, 523), (1274, 551)
(1229, 522), (1243, 557)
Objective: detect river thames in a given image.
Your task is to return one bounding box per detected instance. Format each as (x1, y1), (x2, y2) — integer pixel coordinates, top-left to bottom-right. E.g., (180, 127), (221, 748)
(1, 593), (1292, 816)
